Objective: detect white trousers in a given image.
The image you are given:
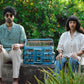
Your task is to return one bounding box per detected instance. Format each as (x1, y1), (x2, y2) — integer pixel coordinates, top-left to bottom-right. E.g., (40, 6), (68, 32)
(0, 48), (23, 78)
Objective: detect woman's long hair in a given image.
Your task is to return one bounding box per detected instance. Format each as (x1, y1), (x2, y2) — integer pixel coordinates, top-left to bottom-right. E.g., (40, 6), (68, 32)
(66, 15), (84, 34)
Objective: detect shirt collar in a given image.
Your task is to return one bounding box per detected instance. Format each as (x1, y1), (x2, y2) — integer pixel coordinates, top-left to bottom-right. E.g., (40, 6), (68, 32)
(4, 22), (15, 30)
(73, 31), (78, 36)
(68, 30), (78, 37)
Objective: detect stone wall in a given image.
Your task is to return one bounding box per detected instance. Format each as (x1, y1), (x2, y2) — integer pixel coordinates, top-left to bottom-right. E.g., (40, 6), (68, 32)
(2, 64), (55, 84)
(19, 64), (55, 84)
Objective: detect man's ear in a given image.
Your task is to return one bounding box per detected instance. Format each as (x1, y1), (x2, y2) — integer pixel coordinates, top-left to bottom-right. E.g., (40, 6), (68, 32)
(12, 15), (15, 19)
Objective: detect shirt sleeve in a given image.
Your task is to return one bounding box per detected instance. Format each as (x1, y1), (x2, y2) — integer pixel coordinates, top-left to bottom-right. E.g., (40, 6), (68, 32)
(0, 26), (2, 44)
(80, 34), (84, 51)
(19, 26), (27, 43)
(57, 33), (65, 51)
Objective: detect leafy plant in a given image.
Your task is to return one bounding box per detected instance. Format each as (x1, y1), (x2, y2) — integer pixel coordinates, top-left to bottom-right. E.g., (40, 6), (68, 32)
(35, 62), (84, 84)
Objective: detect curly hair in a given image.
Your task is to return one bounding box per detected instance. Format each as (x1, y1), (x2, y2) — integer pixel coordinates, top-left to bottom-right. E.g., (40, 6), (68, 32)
(66, 15), (84, 34)
(3, 6), (16, 16)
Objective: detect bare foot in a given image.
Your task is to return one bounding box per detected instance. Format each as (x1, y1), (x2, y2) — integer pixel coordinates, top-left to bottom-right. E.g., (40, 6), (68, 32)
(13, 78), (18, 84)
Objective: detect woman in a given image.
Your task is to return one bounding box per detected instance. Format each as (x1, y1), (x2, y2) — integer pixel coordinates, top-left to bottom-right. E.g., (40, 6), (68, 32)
(55, 15), (84, 73)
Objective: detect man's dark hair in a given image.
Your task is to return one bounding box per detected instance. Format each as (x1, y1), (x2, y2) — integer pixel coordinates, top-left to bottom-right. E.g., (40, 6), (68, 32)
(66, 15), (84, 34)
(3, 6), (16, 16)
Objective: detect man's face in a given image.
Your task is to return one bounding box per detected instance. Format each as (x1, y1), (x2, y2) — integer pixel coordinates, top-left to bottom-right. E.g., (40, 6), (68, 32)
(4, 12), (14, 23)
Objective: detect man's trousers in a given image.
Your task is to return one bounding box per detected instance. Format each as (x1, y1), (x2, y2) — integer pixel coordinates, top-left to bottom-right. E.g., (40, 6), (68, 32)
(0, 48), (23, 78)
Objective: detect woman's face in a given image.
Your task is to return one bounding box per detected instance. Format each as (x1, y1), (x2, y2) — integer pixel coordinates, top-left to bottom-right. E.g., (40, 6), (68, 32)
(69, 21), (77, 31)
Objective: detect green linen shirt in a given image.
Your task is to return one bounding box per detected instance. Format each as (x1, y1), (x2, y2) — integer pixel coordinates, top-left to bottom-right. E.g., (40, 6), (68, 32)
(0, 22), (26, 52)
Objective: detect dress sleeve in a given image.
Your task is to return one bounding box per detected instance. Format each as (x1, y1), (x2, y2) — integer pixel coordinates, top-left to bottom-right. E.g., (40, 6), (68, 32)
(19, 26), (27, 43)
(57, 33), (65, 51)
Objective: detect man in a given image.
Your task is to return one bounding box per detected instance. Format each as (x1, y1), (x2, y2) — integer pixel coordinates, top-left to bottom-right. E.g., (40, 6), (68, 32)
(0, 6), (26, 84)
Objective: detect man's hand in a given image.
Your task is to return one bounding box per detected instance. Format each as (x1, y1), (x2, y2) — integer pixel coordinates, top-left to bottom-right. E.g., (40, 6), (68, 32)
(0, 44), (3, 53)
(70, 53), (77, 60)
(56, 53), (63, 60)
(12, 44), (20, 50)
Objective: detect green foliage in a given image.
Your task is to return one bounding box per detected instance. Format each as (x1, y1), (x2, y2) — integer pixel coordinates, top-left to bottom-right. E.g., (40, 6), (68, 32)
(35, 62), (84, 84)
(0, 0), (84, 55)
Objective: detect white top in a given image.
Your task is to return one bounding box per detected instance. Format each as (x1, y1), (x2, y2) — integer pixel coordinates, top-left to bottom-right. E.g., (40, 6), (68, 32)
(57, 31), (84, 58)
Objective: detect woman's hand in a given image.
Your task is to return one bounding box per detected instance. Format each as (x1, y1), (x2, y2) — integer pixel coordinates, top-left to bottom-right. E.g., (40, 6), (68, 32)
(70, 53), (77, 60)
(56, 53), (63, 60)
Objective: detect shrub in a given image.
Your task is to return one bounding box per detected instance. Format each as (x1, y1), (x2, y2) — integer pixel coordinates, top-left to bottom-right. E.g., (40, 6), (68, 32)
(0, 0), (84, 55)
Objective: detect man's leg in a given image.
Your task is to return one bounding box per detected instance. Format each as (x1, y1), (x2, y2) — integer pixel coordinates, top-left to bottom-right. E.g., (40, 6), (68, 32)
(54, 57), (67, 73)
(0, 48), (9, 84)
(9, 49), (23, 84)
(0, 51), (3, 84)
